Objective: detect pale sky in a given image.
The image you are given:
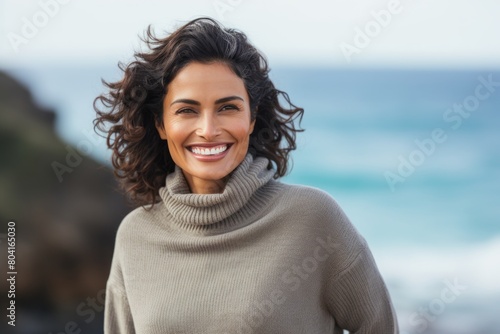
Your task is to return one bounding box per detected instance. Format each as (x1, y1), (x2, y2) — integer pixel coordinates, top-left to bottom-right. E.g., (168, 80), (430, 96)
(1, 0), (500, 68)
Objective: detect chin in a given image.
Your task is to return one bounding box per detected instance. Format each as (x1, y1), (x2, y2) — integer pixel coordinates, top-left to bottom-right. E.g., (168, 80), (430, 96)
(186, 166), (229, 180)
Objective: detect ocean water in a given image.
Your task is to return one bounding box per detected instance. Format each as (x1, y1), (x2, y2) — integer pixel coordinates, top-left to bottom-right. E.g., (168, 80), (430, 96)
(6, 65), (500, 333)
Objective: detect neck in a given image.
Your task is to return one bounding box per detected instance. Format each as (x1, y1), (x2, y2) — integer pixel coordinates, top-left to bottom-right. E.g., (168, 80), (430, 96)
(182, 171), (228, 194)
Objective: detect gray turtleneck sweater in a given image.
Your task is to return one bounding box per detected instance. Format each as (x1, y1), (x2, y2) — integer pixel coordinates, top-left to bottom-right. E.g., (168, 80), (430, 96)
(104, 154), (399, 333)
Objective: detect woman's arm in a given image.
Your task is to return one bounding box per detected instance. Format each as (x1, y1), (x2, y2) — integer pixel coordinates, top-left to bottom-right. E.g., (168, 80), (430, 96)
(326, 245), (399, 333)
(304, 188), (399, 333)
(104, 225), (136, 334)
(104, 279), (136, 334)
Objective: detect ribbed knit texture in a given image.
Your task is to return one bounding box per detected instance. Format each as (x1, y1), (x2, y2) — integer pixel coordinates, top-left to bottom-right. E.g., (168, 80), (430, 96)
(104, 154), (399, 334)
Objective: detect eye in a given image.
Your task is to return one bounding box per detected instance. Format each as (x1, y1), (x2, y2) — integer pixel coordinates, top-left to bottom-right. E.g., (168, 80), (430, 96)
(220, 104), (240, 112)
(175, 108), (196, 115)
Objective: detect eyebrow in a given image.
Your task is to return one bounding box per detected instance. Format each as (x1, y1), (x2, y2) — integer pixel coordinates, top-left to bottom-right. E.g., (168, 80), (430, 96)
(170, 95), (244, 107)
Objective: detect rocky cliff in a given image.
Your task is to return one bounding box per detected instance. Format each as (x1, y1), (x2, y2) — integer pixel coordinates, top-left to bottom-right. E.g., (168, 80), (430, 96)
(0, 71), (132, 333)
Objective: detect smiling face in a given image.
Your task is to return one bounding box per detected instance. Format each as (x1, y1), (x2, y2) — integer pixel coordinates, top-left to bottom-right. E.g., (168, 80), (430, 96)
(156, 61), (255, 194)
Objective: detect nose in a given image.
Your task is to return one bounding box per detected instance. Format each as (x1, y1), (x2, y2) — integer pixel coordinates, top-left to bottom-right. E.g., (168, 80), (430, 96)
(196, 112), (221, 141)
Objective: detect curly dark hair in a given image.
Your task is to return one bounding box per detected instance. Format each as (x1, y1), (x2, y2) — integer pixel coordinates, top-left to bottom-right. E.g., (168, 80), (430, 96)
(94, 17), (304, 206)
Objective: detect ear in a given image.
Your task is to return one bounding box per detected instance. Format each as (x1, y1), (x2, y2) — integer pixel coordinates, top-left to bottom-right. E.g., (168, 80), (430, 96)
(249, 118), (256, 134)
(155, 122), (167, 140)
(249, 108), (257, 134)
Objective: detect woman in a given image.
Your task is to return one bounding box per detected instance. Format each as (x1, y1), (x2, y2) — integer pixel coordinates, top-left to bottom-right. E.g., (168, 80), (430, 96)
(94, 17), (398, 333)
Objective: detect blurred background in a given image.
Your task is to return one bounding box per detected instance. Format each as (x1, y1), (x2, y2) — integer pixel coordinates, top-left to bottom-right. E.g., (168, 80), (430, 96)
(1, 0), (499, 333)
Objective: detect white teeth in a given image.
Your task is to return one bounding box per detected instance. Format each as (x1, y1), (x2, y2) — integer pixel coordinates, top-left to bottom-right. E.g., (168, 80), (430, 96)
(191, 145), (228, 156)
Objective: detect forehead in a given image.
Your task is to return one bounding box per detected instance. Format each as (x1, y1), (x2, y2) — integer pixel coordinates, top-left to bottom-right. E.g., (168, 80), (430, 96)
(165, 61), (248, 100)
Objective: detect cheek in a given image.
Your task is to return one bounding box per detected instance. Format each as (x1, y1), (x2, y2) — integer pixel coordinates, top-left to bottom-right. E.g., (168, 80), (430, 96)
(164, 120), (189, 143)
(231, 119), (254, 141)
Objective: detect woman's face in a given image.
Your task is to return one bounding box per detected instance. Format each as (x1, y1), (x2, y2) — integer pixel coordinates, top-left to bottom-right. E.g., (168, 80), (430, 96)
(156, 61), (255, 194)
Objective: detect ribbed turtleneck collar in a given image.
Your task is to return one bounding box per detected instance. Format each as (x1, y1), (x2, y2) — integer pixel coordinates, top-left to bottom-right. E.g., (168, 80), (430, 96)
(158, 154), (279, 233)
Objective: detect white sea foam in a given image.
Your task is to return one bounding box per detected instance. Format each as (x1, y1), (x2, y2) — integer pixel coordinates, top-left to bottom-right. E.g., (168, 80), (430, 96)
(377, 237), (500, 296)
(374, 238), (500, 332)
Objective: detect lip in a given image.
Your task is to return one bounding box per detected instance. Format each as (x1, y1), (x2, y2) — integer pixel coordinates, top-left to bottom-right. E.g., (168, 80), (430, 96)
(187, 142), (232, 148)
(186, 143), (233, 162)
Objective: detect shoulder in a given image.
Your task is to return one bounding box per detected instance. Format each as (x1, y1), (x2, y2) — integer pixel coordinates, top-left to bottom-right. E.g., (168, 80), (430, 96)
(275, 182), (366, 246)
(277, 183), (346, 218)
(114, 202), (164, 246)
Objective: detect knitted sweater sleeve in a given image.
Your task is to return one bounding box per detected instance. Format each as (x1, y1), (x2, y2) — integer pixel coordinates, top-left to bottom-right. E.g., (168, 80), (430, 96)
(104, 224), (136, 334)
(312, 190), (398, 333)
(104, 281), (135, 333)
(326, 245), (399, 333)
